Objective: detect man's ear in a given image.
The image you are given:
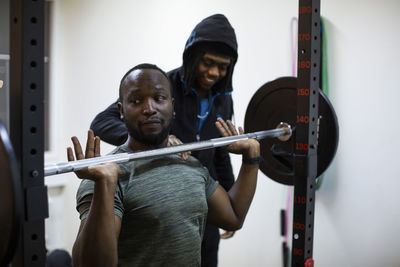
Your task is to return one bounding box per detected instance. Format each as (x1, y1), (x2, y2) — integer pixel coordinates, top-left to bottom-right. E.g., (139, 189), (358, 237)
(117, 101), (124, 120)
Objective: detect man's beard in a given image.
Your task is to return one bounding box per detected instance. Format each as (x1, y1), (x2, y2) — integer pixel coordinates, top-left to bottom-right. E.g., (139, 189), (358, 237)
(125, 119), (171, 147)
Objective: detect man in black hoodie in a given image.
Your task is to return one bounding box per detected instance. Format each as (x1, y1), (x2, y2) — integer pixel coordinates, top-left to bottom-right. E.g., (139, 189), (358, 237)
(90, 14), (238, 267)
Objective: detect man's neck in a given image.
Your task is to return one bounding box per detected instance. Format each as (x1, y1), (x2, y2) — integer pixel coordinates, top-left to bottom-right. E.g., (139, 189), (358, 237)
(193, 82), (211, 98)
(196, 88), (208, 98)
(126, 136), (168, 152)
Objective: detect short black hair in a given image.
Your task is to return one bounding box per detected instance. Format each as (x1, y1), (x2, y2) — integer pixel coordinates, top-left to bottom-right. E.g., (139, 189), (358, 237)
(119, 63), (171, 101)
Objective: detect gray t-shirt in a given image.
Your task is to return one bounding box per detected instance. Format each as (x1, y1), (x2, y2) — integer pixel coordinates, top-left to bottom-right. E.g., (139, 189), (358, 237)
(76, 144), (219, 267)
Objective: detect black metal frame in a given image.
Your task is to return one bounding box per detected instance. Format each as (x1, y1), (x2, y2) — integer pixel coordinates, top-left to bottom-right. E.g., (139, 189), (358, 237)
(10, 0), (48, 266)
(292, 0), (320, 266)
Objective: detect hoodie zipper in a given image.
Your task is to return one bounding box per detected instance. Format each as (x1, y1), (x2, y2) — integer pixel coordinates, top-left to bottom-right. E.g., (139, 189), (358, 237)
(192, 89), (220, 141)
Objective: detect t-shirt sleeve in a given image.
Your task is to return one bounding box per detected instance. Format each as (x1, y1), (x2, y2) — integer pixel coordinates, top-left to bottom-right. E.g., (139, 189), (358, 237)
(202, 167), (219, 198)
(76, 179), (125, 220)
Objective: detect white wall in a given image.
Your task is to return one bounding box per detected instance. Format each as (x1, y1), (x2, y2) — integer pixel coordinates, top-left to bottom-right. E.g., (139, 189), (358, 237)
(45, 0), (400, 266)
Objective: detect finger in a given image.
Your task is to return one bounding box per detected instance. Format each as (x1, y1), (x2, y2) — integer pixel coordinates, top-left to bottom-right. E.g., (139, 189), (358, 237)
(238, 126), (244, 135)
(67, 147), (75, 161)
(220, 230), (235, 239)
(171, 139), (182, 146)
(171, 135), (183, 145)
(217, 117), (232, 135)
(168, 135), (181, 147)
(175, 139), (183, 145)
(94, 136), (101, 157)
(85, 130), (95, 158)
(215, 119), (230, 137)
(221, 233), (230, 239)
(226, 120), (238, 135)
(177, 151), (189, 160)
(71, 136), (85, 160)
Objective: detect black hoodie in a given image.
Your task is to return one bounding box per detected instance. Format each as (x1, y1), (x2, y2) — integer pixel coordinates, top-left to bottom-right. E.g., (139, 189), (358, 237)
(167, 14), (237, 190)
(90, 14), (237, 191)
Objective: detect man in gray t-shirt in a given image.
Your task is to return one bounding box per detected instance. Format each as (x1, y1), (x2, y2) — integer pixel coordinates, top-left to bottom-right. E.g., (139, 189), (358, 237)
(70, 64), (261, 267)
(77, 149), (218, 266)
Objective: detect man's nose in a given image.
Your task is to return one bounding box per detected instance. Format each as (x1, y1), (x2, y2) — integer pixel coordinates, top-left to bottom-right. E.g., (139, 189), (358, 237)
(142, 99), (156, 114)
(208, 65), (219, 78)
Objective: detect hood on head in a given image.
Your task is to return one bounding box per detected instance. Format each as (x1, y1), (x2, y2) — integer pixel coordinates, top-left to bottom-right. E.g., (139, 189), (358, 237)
(182, 14), (238, 93)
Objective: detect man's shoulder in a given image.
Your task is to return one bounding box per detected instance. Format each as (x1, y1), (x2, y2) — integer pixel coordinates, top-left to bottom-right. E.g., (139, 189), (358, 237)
(109, 144), (130, 155)
(166, 67), (181, 79)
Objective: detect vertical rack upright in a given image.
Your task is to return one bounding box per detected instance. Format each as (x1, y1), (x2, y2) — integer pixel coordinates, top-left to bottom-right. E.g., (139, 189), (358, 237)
(292, 0), (321, 266)
(10, 0), (48, 266)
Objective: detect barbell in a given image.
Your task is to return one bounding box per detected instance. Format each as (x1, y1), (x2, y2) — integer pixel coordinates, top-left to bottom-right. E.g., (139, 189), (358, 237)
(44, 122), (293, 176)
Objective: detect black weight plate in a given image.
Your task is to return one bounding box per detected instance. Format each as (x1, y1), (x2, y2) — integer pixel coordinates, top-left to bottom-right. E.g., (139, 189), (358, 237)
(244, 77), (339, 185)
(0, 121), (22, 266)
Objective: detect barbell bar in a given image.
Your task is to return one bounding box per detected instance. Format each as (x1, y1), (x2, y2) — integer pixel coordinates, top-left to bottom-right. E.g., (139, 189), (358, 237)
(44, 122), (292, 176)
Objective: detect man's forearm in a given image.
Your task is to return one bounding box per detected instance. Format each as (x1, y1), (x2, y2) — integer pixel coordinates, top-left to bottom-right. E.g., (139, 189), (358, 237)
(73, 180), (119, 267)
(214, 148), (235, 190)
(227, 162), (259, 228)
(210, 119), (260, 230)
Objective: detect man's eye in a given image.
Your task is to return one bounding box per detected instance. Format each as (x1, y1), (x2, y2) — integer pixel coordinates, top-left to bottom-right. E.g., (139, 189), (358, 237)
(130, 99), (141, 104)
(155, 95), (166, 101)
(203, 60), (213, 67)
(219, 65), (228, 72)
